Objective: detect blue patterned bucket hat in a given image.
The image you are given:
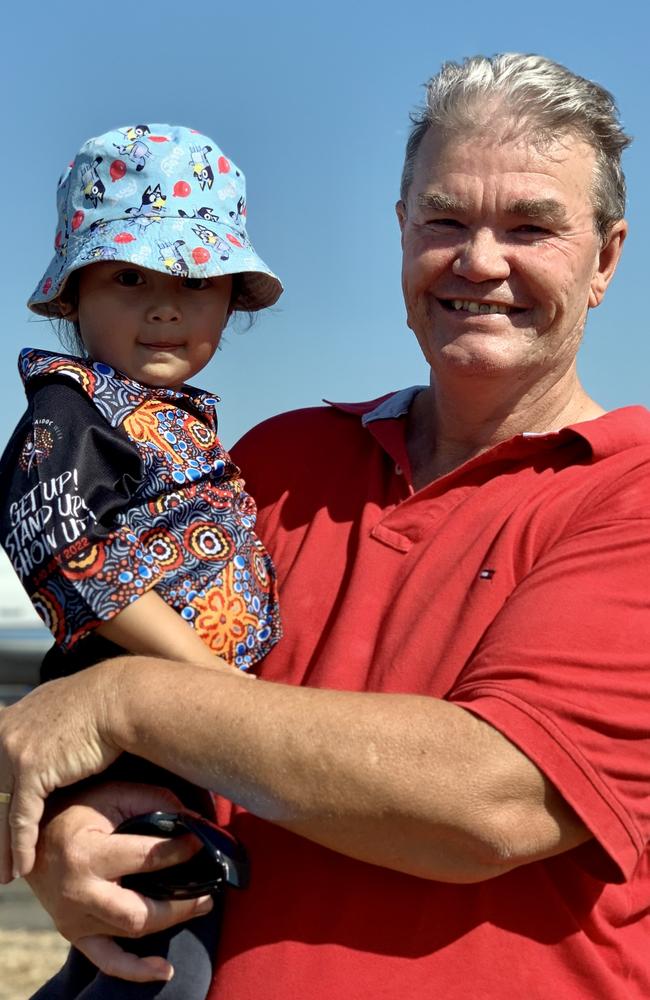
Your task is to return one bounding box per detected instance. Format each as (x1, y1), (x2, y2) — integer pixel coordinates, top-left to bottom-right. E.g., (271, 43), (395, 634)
(28, 124), (282, 315)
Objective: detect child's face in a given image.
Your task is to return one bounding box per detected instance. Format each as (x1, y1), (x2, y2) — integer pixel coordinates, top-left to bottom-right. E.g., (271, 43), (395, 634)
(66, 262), (232, 389)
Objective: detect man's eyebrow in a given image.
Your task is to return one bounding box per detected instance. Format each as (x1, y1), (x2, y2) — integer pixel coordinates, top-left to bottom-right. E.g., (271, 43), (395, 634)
(414, 193), (569, 224)
(506, 198), (568, 223)
(416, 192), (467, 213)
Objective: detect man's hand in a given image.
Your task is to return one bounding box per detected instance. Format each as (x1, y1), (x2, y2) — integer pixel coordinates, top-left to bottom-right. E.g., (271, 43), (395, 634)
(27, 782), (214, 982)
(0, 656), (248, 882)
(0, 663), (125, 881)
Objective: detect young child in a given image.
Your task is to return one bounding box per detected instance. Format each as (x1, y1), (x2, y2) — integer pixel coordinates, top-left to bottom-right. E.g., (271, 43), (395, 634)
(0, 124), (283, 999)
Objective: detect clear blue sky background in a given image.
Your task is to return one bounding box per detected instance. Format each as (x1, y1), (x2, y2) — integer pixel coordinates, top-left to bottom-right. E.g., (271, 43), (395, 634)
(1, 0), (647, 450)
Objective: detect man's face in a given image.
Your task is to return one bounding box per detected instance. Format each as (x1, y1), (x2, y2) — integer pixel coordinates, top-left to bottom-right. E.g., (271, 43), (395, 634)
(396, 127), (626, 385)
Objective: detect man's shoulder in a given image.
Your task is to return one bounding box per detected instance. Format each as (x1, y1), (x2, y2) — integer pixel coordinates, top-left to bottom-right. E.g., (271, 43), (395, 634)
(578, 405), (650, 456)
(237, 403), (345, 443)
(231, 393), (406, 501)
(233, 393), (399, 456)
(567, 406), (650, 522)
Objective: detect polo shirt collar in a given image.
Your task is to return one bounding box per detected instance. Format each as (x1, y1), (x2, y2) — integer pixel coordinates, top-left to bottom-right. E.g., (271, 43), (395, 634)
(361, 387), (425, 425)
(326, 388), (650, 462)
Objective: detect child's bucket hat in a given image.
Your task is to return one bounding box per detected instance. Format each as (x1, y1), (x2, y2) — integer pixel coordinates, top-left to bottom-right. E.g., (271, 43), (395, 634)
(28, 124), (282, 315)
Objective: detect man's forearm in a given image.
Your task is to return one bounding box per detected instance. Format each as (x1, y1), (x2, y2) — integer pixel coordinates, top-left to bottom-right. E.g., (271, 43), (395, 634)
(109, 657), (590, 882)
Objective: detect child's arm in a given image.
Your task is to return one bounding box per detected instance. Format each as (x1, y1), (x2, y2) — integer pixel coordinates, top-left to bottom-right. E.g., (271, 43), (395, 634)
(95, 590), (235, 669)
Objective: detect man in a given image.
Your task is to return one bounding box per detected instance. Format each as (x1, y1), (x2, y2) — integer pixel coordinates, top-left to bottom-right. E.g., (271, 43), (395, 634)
(1, 53), (649, 999)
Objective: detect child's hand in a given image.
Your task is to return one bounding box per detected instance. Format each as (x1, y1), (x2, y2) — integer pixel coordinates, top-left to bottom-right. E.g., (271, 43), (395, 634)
(210, 656), (257, 677)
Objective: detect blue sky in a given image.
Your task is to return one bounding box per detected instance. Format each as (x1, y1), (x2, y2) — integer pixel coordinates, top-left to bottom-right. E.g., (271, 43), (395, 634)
(1, 0), (647, 450)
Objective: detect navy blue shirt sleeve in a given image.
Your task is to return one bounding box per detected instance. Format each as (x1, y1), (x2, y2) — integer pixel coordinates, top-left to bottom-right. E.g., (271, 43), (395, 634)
(0, 378), (144, 647)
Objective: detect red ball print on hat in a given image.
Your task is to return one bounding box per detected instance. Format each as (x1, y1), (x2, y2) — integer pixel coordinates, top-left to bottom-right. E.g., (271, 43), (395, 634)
(110, 160), (127, 182)
(192, 247), (210, 265)
(173, 181), (191, 197)
(114, 233), (136, 243)
(71, 211), (85, 231)
(218, 156), (230, 174)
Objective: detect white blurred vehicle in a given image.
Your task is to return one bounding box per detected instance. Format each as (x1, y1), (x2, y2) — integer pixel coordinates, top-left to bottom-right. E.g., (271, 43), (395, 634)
(0, 548), (50, 703)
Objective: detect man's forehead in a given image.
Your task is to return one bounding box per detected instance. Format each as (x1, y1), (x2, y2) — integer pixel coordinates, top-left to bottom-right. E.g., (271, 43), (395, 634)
(417, 118), (596, 161)
(408, 126), (597, 209)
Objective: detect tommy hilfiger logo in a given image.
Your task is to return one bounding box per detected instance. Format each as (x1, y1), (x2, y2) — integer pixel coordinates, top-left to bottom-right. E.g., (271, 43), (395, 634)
(479, 568), (496, 580)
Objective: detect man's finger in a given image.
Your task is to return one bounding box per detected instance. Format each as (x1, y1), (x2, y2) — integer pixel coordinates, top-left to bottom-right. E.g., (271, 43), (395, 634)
(91, 879), (214, 938)
(76, 934), (174, 983)
(0, 791), (13, 884)
(101, 831), (201, 880)
(9, 781), (44, 878)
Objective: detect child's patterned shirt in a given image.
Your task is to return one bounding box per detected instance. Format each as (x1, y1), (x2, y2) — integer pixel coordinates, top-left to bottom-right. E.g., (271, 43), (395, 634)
(0, 349), (281, 669)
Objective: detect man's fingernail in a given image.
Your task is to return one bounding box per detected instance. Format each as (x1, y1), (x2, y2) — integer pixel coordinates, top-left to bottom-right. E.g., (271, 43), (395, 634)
(148, 961), (174, 981)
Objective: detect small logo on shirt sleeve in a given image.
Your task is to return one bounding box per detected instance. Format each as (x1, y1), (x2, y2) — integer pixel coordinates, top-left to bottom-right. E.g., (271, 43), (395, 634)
(19, 421), (61, 472)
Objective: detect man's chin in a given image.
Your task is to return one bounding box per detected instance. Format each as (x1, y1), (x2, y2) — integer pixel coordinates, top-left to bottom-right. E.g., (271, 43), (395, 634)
(433, 337), (538, 377)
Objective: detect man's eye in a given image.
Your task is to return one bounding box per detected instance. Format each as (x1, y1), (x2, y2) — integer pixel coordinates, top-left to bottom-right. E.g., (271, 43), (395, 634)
(116, 269), (144, 286)
(183, 278), (210, 290)
(427, 218), (464, 229)
(514, 225), (551, 236)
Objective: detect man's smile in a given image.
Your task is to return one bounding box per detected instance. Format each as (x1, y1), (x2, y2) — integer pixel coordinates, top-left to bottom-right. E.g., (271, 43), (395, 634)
(437, 297), (526, 315)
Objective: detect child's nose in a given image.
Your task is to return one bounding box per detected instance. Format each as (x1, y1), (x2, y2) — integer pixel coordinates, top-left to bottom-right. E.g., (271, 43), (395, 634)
(147, 302), (181, 322)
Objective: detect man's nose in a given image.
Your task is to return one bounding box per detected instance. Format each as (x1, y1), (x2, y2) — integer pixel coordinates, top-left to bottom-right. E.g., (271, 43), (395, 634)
(452, 228), (511, 282)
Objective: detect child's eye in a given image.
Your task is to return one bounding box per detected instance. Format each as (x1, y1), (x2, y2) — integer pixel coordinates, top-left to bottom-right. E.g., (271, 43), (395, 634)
(183, 277), (211, 290)
(116, 269), (145, 286)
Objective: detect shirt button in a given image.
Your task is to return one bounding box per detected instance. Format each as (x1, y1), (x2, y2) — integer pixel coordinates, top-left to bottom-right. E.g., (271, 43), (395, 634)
(395, 464), (403, 476)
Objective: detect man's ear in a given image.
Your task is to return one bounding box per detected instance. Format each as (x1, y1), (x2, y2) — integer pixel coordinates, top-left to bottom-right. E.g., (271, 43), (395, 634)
(589, 219), (627, 309)
(396, 200), (407, 246)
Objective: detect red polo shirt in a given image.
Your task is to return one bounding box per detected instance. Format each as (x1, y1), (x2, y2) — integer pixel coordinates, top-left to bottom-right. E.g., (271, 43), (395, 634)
(211, 390), (650, 999)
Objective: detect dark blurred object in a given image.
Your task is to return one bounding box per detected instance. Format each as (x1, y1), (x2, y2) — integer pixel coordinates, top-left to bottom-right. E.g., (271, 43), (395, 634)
(116, 811), (250, 899)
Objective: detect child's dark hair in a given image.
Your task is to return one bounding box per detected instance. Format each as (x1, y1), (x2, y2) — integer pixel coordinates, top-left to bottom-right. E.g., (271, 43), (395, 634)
(54, 271), (86, 356)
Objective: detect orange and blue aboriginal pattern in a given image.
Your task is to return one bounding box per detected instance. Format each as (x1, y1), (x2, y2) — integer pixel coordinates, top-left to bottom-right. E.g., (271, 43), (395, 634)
(13, 349), (281, 669)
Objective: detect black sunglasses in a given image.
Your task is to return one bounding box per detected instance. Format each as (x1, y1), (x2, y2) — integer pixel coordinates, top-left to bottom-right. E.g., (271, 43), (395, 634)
(115, 810), (249, 900)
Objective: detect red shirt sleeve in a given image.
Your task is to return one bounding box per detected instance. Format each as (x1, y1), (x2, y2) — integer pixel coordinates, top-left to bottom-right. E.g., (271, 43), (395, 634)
(449, 496), (650, 882)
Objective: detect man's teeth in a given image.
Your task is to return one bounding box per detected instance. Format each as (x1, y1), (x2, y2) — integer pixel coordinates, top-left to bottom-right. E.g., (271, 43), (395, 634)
(452, 299), (512, 315)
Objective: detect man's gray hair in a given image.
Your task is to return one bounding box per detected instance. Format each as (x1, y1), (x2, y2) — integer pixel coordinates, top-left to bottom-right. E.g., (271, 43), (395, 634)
(400, 54), (632, 241)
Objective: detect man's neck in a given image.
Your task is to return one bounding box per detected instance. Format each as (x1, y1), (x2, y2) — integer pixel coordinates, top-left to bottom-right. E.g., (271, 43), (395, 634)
(407, 366), (605, 489)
